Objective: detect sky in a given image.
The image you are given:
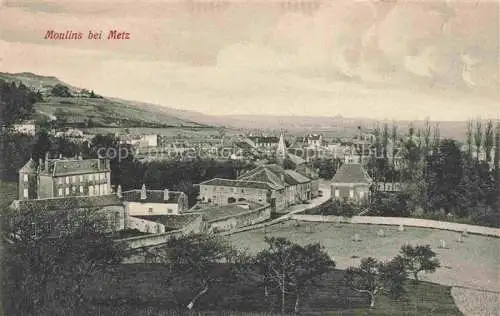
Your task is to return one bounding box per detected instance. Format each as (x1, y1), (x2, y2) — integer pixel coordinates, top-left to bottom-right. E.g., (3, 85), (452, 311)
(0, 0), (499, 121)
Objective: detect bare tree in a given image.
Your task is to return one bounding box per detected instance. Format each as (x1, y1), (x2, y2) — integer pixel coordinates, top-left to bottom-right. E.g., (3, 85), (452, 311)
(466, 119), (474, 161)
(474, 119), (483, 162)
(344, 257), (406, 308)
(484, 120), (494, 164)
(255, 237), (335, 314)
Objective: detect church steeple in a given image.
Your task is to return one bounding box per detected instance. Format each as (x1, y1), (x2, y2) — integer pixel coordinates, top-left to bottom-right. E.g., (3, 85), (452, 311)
(276, 131), (287, 164)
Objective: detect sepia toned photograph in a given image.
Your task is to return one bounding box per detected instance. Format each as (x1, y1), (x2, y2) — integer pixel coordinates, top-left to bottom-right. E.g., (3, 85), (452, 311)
(0, 0), (498, 315)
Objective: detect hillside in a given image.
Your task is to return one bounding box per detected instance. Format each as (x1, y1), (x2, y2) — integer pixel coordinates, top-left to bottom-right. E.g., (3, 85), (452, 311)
(0, 72), (210, 128)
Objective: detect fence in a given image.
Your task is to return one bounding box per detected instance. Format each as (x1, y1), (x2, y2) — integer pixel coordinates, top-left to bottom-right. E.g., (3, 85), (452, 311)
(290, 214), (500, 237)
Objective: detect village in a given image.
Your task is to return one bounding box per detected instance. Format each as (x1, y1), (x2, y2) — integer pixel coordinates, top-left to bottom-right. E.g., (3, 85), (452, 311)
(1, 0), (499, 313)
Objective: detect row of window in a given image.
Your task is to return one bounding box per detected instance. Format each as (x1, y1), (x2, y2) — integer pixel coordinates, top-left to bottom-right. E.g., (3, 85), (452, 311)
(57, 184), (109, 197)
(147, 207), (174, 214)
(333, 189), (364, 199)
(56, 173), (107, 185)
(204, 186), (247, 194)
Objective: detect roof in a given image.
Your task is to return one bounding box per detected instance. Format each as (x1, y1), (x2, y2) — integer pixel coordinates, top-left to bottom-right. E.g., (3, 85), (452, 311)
(331, 163), (372, 184)
(248, 136), (280, 143)
(51, 159), (110, 176)
(133, 214), (201, 229)
(287, 153), (306, 166)
(11, 195), (123, 212)
(19, 158), (37, 173)
(284, 170), (311, 184)
(238, 167), (285, 188)
(239, 164), (311, 186)
(121, 190), (185, 204)
(196, 201), (266, 222)
(199, 178), (280, 190)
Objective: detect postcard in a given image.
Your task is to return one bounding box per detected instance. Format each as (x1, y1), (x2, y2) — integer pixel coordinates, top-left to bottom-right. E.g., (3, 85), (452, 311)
(0, 1), (498, 315)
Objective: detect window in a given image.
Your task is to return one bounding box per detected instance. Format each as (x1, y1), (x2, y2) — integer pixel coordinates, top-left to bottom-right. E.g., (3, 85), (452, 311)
(65, 177), (70, 184)
(241, 189), (244, 193)
(72, 176), (76, 183)
(167, 209), (172, 214)
(334, 189), (340, 198)
(349, 189), (354, 198)
(65, 187), (70, 195)
(23, 188), (29, 198)
(79, 175), (83, 182)
(148, 207), (154, 213)
(103, 185), (108, 194)
(58, 188), (63, 196)
(79, 186), (84, 194)
(23, 174), (28, 182)
(89, 174), (93, 181)
(359, 191), (364, 199)
(58, 177), (63, 184)
(72, 186), (76, 193)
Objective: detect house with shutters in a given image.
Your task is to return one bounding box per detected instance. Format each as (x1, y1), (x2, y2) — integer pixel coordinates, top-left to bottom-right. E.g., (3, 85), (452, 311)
(18, 153), (111, 201)
(331, 162), (372, 205)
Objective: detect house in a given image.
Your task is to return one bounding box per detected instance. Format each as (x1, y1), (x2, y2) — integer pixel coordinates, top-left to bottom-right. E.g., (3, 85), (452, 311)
(331, 162), (372, 204)
(12, 120), (36, 135)
(304, 134), (323, 147)
(239, 164), (312, 206)
(120, 184), (188, 216)
(18, 153), (112, 200)
(247, 135), (281, 148)
(198, 178), (284, 210)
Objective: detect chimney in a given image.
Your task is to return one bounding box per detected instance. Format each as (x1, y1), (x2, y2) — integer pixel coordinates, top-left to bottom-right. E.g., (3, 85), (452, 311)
(163, 189), (170, 201)
(116, 185), (122, 198)
(44, 152), (49, 171)
(140, 184), (147, 200)
(59, 153), (63, 159)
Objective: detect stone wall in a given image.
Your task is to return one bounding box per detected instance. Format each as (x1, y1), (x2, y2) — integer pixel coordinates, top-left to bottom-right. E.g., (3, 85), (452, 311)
(208, 204), (271, 233)
(290, 214), (500, 237)
(126, 216), (166, 234)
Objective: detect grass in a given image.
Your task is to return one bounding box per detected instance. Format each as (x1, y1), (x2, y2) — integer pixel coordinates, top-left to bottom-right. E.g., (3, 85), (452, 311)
(228, 221), (499, 294)
(82, 263), (461, 316)
(36, 96), (205, 128)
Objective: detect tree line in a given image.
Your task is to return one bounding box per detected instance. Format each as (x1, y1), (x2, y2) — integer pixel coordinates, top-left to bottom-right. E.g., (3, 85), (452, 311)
(0, 80), (41, 127)
(367, 119), (499, 225)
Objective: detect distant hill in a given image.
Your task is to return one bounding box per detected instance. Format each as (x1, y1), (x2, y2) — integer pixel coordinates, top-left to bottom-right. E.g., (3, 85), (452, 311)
(0, 72), (486, 139)
(0, 72), (210, 128)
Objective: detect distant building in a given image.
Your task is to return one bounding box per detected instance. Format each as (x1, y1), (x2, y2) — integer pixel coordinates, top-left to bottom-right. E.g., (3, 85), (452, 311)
(18, 153), (112, 200)
(12, 120), (36, 135)
(120, 184), (188, 216)
(120, 134), (158, 147)
(247, 135), (282, 148)
(331, 162), (372, 204)
(304, 134), (323, 147)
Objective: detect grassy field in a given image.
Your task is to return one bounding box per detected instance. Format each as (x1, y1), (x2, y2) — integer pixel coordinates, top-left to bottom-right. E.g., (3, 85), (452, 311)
(36, 96), (206, 128)
(228, 221), (499, 292)
(83, 263), (461, 316)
